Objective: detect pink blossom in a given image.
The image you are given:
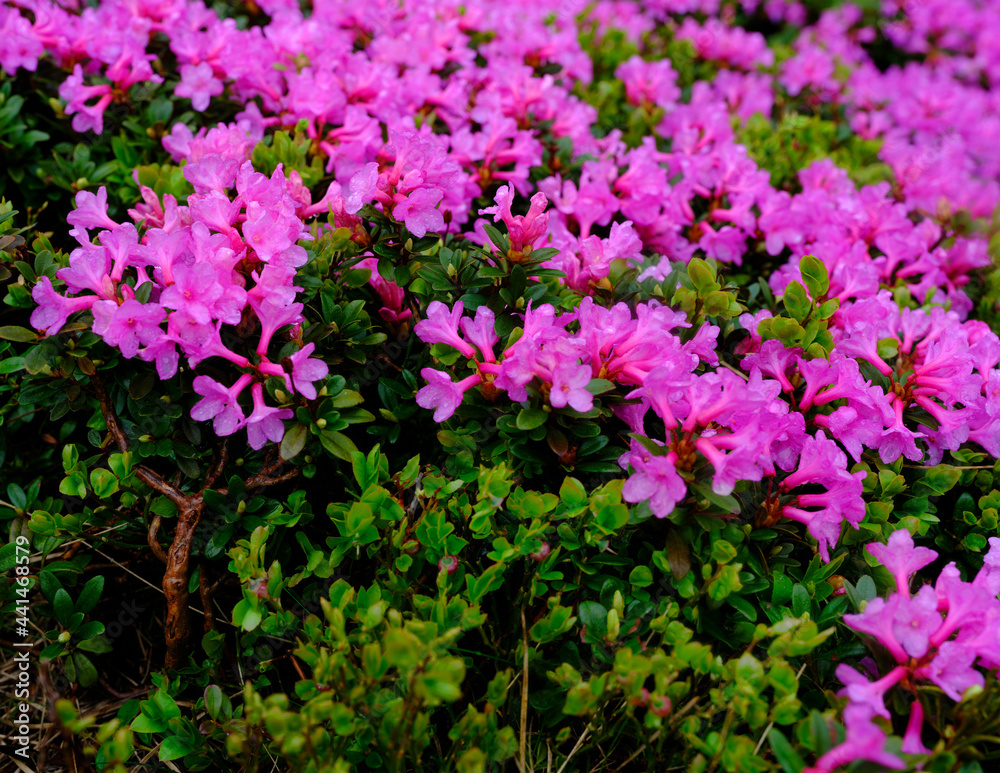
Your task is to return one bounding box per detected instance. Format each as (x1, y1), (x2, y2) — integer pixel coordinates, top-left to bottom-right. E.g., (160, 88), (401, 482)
(92, 299), (166, 359)
(175, 62), (224, 111)
(30, 277), (98, 335)
(244, 383), (293, 450)
(191, 374), (253, 436)
(415, 369), (481, 422)
(620, 441), (687, 519)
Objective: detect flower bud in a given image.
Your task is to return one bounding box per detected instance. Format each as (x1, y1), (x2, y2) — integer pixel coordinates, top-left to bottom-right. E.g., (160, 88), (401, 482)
(316, 418), (327, 429)
(649, 694), (672, 717)
(529, 542), (550, 561)
(58, 631), (71, 644)
(438, 555), (460, 574)
(962, 684), (984, 701)
(248, 577), (269, 599)
(606, 608), (620, 641)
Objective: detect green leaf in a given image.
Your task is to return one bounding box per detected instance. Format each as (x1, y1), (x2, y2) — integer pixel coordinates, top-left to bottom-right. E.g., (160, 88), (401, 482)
(73, 653), (98, 687)
(855, 575), (877, 605)
(529, 605), (576, 644)
(877, 337), (898, 360)
(799, 255), (829, 300)
(53, 588), (74, 624)
(204, 685), (224, 720)
(559, 476), (587, 507)
(89, 468), (119, 499)
(703, 290), (732, 316)
(691, 481), (739, 515)
(78, 636), (113, 654)
(815, 298), (839, 320)
(771, 573), (793, 606)
(0, 356), (26, 374)
(128, 373), (156, 401)
(707, 564), (742, 601)
(159, 735), (195, 762)
(398, 455), (420, 487)
(687, 258), (716, 292)
(76, 576), (104, 615)
(920, 464), (961, 495)
(130, 713), (166, 734)
(710, 540), (737, 564)
(734, 653), (764, 692)
(61, 444), (80, 473)
(584, 378), (616, 395)
(280, 423), (308, 460)
(232, 598), (262, 631)
(319, 430), (358, 461)
(482, 223), (509, 252)
(73, 619), (104, 639)
(791, 584), (811, 618)
(151, 496), (177, 519)
(965, 533), (987, 552)
(0, 326), (38, 342)
(578, 601), (607, 633)
(769, 728), (807, 773)
(516, 407), (548, 431)
(782, 281), (811, 322)
(628, 566), (653, 588)
(329, 390), (364, 408)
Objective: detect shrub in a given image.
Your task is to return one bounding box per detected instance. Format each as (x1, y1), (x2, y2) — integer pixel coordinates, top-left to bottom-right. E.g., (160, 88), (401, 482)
(2, 1), (1000, 772)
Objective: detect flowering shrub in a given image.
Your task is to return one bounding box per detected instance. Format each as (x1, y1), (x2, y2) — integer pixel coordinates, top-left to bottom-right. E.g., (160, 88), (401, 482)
(2, 0), (1000, 771)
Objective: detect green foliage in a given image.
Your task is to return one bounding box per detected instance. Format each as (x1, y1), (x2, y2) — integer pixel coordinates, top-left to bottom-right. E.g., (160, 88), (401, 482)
(757, 256), (838, 358)
(37, 572), (108, 687)
(738, 112), (893, 192)
(252, 126), (326, 189)
(0, 81), (50, 201)
(1, 13), (999, 773)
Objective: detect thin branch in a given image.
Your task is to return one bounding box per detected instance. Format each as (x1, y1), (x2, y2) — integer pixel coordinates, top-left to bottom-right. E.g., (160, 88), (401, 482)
(243, 466), (300, 491)
(135, 465), (190, 506)
(91, 372), (130, 454)
(201, 441), (230, 493)
(147, 515), (168, 564)
(611, 730), (662, 773)
(554, 723), (592, 773)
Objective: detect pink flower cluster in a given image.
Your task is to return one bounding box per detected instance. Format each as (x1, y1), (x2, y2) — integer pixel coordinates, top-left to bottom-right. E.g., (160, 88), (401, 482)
(11, 0), (1000, 559)
(5, 0), (998, 311)
(413, 282), (876, 557)
(808, 530), (1000, 772)
(25, 124), (389, 448)
(616, 346), (869, 559)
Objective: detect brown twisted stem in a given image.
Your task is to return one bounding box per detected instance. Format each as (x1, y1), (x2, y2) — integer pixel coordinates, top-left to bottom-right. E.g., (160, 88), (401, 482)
(92, 374), (295, 668)
(162, 495), (204, 668)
